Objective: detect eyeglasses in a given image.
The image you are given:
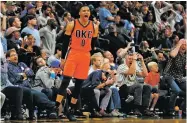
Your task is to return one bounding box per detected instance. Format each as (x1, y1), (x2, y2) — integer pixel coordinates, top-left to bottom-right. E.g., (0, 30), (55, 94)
(10, 54), (17, 57)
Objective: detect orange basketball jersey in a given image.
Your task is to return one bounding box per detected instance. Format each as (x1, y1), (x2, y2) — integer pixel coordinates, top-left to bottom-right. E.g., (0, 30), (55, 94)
(70, 19), (94, 52)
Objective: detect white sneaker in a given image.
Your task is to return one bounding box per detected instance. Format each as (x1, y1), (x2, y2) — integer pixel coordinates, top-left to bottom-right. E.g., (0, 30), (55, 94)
(115, 111), (124, 117)
(110, 110), (119, 117)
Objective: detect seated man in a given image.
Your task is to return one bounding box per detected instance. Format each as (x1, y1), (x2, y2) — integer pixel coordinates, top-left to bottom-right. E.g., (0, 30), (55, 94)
(1, 50), (34, 120)
(82, 65), (114, 117)
(6, 49), (57, 119)
(34, 57), (62, 99)
(35, 56), (82, 118)
(101, 62), (124, 117)
(34, 56), (63, 117)
(117, 53), (154, 116)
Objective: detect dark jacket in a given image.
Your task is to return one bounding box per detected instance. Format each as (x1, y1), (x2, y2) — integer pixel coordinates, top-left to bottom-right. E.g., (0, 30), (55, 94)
(82, 70), (103, 89)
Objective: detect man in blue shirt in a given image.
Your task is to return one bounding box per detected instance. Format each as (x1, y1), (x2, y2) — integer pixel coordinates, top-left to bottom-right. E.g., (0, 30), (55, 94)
(21, 15), (40, 47)
(99, 2), (114, 29)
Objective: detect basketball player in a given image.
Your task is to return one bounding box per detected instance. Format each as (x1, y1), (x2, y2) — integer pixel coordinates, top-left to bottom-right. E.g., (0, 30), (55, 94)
(56, 6), (99, 121)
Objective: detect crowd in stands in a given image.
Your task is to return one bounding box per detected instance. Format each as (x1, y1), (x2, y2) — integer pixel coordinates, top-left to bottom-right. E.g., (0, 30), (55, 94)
(0, 1), (186, 121)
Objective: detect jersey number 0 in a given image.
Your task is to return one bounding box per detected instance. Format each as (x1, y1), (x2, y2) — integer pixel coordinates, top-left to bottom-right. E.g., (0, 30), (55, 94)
(81, 39), (85, 46)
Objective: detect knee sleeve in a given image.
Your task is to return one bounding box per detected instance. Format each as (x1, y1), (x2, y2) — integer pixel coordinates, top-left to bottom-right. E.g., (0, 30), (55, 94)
(58, 76), (72, 97)
(72, 78), (84, 99)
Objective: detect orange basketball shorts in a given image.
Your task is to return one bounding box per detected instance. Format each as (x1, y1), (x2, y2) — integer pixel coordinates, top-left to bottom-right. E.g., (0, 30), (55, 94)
(63, 49), (91, 79)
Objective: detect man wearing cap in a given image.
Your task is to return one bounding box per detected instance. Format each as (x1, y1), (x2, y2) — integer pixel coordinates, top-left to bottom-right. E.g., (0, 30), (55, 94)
(5, 1), (17, 17)
(34, 56), (64, 117)
(21, 15), (40, 47)
(5, 27), (21, 51)
(163, 39), (186, 116)
(20, 3), (36, 30)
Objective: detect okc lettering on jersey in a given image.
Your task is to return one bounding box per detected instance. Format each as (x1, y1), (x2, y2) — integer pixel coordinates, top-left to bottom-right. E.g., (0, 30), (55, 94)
(75, 30), (93, 39)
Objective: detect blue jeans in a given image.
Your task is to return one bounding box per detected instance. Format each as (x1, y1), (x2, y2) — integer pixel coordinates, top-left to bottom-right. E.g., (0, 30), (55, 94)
(41, 88), (53, 100)
(109, 87), (121, 111)
(164, 76), (185, 111)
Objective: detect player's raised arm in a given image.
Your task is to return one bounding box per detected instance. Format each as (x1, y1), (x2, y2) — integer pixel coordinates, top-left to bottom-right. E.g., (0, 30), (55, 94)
(65, 21), (74, 36)
(93, 22), (99, 38)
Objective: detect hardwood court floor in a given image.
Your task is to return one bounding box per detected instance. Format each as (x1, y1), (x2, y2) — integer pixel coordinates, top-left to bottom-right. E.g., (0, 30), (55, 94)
(1, 117), (186, 123)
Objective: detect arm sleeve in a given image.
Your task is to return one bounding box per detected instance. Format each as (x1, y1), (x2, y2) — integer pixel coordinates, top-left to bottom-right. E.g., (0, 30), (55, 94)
(91, 37), (97, 53)
(61, 34), (71, 59)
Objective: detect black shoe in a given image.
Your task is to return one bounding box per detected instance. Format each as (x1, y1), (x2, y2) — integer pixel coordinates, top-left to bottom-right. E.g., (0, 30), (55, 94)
(74, 110), (86, 118)
(67, 113), (77, 121)
(144, 109), (155, 117)
(90, 111), (102, 118)
(49, 112), (57, 119)
(48, 106), (57, 119)
(134, 109), (142, 117)
(58, 114), (66, 119)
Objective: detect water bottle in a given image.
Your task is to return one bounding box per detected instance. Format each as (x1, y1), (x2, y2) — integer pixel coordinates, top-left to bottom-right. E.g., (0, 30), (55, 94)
(50, 71), (56, 79)
(178, 110), (182, 118)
